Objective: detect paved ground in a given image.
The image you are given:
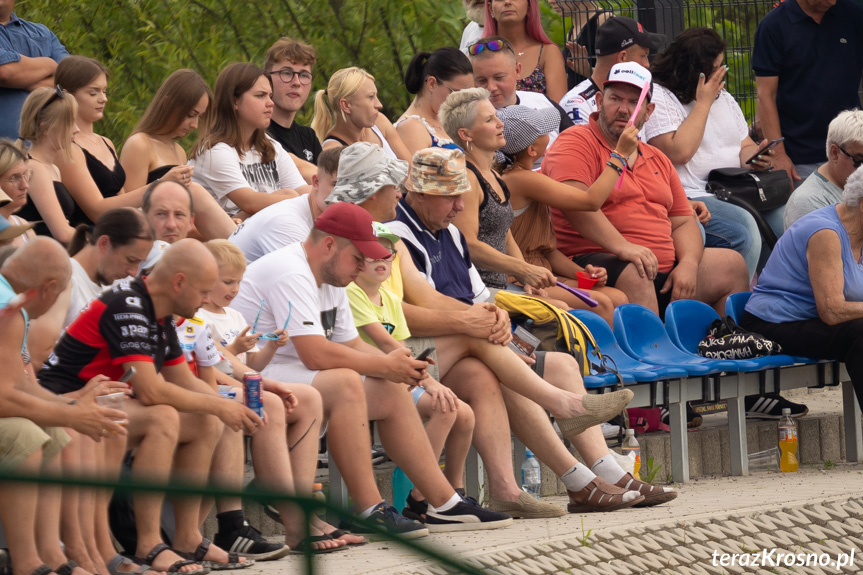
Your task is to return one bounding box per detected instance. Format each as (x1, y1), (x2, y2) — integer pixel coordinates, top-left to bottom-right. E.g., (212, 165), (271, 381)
(245, 461), (863, 574)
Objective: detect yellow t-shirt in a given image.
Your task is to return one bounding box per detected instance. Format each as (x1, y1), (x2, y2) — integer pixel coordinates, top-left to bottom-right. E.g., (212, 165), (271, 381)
(381, 255), (404, 300)
(346, 282), (411, 346)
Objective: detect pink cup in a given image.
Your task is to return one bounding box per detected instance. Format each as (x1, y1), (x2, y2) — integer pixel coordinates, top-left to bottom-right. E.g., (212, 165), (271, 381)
(576, 271), (599, 290)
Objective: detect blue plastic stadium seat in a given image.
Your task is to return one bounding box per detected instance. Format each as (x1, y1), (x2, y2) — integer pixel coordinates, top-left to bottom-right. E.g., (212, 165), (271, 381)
(568, 310), (688, 385)
(665, 299), (797, 370)
(613, 304), (741, 375)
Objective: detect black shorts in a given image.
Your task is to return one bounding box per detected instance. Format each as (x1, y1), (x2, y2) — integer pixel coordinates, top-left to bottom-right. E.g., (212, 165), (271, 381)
(572, 253), (676, 318)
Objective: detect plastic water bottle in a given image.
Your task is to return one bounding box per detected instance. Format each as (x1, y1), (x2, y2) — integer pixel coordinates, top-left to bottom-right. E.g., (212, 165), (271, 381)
(622, 429), (641, 479)
(779, 408), (799, 472)
(521, 449), (541, 499)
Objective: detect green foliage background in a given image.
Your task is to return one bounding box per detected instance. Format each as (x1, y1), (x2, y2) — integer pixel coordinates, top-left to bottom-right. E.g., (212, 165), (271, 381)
(20, 0), (478, 147)
(21, 0), (766, 148)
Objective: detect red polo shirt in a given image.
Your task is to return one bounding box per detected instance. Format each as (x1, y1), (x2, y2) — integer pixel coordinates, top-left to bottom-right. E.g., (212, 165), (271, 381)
(541, 113), (691, 272)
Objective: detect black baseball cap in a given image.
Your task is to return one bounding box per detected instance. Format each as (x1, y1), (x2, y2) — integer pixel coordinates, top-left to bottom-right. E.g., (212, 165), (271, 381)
(594, 16), (665, 56)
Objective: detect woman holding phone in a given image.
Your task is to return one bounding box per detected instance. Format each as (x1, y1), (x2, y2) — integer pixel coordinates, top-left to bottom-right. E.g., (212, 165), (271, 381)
(644, 28), (785, 281)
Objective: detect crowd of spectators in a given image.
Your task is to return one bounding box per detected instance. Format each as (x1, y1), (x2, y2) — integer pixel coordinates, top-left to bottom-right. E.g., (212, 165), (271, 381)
(3, 0), (863, 572)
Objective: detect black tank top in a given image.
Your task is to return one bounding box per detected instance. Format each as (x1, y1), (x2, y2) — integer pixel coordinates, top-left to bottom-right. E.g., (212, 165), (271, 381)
(17, 180), (76, 240)
(71, 140), (126, 226)
(147, 165), (178, 183)
(465, 161), (513, 289)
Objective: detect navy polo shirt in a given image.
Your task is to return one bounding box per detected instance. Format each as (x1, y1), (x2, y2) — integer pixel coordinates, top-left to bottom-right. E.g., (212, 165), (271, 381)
(752, 0), (863, 164)
(0, 13), (68, 140)
(390, 198), (478, 305)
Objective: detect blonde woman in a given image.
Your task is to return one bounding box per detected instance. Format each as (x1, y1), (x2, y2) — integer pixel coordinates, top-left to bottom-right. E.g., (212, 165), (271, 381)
(0, 140), (37, 245)
(16, 85), (78, 243)
(311, 67), (411, 161)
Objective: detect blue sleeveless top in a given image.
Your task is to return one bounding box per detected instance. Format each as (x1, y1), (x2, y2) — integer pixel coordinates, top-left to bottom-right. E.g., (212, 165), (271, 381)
(746, 205), (863, 323)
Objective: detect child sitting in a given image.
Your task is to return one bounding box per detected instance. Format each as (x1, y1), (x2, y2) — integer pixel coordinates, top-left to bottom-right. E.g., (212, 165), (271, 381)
(346, 222), (475, 521)
(196, 239), (289, 369)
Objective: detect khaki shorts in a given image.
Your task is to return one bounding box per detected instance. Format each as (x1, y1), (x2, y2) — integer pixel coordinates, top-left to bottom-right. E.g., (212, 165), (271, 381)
(0, 418), (70, 470)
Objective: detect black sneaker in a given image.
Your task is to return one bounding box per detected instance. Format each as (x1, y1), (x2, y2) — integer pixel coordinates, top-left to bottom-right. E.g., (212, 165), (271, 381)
(745, 393), (809, 419)
(660, 402), (703, 429)
(350, 502), (429, 539)
(425, 497), (513, 532)
(213, 523), (290, 560)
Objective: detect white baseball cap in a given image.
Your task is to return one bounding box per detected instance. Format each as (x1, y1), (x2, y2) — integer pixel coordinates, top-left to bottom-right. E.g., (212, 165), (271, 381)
(604, 62), (652, 99)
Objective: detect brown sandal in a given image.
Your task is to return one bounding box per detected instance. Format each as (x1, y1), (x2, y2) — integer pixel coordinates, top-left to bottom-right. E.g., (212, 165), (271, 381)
(614, 473), (678, 507)
(566, 477), (644, 513)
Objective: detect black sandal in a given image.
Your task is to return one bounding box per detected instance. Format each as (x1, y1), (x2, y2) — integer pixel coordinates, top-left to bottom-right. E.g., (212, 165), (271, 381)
(54, 561), (77, 575)
(176, 538), (253, 571)
(287, 534), (347, 555)
(135, 542), (209, 575)
(31, 565), (55, 575)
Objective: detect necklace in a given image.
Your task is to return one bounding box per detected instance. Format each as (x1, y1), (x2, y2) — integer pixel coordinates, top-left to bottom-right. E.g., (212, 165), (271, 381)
(76, 131), (103, 149)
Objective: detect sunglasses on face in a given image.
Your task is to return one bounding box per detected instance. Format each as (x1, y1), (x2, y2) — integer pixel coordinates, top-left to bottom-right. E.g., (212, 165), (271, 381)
(468, 39), (509, 56)
(838, 145), (863, 169)
(364, 250), (397, 263)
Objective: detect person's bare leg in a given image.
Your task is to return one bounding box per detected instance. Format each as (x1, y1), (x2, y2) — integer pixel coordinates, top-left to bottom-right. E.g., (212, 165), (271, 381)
(612, 264), (660, 314)
(694, 248), (750, 315)
(188, 183), (237, 240)
(205, 418), (244, 526)
(409, 392), (458, 501)
(171, 414), (246, 565)
(442, 400), (474, 491)
(435, 333), (589, 419)
(364, 377), (455, 507)
(1, 449), (48, 575)
(95, 433), (129, 570)
(57, 431), (97, 573)
(550, 281), (618, 326)
(310, 369), (384, 511)
(440, 358), (523, 501)
(37, 453), (92, 575)
(126, 401), (200, 573)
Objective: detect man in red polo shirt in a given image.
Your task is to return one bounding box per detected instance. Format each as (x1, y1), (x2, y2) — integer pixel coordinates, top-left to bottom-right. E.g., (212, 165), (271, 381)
(542, 62), (749, 316)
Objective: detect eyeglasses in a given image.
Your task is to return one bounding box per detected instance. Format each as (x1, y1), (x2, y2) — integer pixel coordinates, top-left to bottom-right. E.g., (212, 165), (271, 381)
(269, 67), (313, 85)
(435, 77), (456, 93)
(838, 145), (863, 168)
(4, 168), (32, 187)
(364, 250), (397, 263)
(468, 39), (511, 56)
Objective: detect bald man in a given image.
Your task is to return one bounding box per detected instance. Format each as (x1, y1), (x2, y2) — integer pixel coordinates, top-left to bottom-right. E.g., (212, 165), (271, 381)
(39, 239), (261, 574)
(0, 238), (127, 575)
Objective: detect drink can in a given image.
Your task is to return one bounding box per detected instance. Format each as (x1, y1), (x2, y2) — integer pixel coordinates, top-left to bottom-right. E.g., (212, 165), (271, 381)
(243, 371), (264, 419)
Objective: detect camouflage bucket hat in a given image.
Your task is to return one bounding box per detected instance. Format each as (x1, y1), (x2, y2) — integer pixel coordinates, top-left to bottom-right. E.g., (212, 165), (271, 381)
(403, 147), (471, 196)
(326, 142), (409, 205)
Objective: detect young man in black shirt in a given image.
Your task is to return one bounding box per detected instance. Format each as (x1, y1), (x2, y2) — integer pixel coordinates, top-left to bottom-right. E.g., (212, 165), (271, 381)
(265, 37), (321, 184)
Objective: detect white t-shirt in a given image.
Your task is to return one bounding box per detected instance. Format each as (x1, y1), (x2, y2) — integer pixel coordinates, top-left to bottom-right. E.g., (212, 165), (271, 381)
(460, 22), (484, 53)
(230, 243), (358, 376)
(560, 77), (600, 126)
(197, 306), (256, 365)
(643, 85), (748, 198)
(65, 258), (107, 328)
(175, 316), (221, 369)
(189, 136), (306, 216)
(228, 195), (314, 263)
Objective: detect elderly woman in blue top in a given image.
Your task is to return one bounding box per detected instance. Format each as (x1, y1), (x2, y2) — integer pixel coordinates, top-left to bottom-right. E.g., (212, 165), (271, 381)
(741, 165), (863, 410)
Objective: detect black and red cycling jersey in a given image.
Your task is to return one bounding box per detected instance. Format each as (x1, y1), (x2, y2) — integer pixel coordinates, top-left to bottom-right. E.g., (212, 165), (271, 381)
(39, 277), (184, 395)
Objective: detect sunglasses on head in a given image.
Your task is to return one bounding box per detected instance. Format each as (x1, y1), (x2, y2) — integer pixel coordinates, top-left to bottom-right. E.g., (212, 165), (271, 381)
(468, 39), (509, 56)
(34, 85), (66, 129)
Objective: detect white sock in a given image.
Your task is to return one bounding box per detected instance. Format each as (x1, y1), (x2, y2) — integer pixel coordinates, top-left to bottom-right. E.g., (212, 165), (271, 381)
(428, 493), (461, 512)
(358, 501), (384, 518)
(561, 464), (597, 492)
(591, 455), (627, 484)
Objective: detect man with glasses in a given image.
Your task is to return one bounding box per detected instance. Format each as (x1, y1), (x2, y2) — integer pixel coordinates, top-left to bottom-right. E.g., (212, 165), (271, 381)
(0, 0), (68, 141)
(468, 36), (572, 166)
(784, 110), (863, 228)
(264, 37), (321, 183)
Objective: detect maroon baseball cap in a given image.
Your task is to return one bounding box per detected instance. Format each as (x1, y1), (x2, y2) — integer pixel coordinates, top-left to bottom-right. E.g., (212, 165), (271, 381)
(313, 202), (392, 260)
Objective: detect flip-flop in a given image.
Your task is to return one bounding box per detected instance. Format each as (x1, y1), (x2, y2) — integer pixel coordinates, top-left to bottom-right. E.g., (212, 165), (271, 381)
(134, 543), (209, 575)
(326, 529), (368, 546)
(287, 534), (348, 555)
(175, 538), (254, 571)
(31, 565), (56, 575)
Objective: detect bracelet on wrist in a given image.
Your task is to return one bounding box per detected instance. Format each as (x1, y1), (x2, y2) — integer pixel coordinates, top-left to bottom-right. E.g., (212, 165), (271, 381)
(605, 160), (623, 175)
(609, 151), (627, 165)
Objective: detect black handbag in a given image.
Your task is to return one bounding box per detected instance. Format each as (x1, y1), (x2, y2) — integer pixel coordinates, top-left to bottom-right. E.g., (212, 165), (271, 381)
(697, 316), (783, 360)
(706, 167), (793, 249)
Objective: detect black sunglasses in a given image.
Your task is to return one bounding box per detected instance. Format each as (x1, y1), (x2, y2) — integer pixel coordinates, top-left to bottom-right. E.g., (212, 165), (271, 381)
(838, 145), (863, 169)
(34, 85), (66, 131)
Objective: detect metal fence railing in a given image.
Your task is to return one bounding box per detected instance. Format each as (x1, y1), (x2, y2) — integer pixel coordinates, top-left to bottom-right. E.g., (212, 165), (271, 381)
(555, 0), (779, 123)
